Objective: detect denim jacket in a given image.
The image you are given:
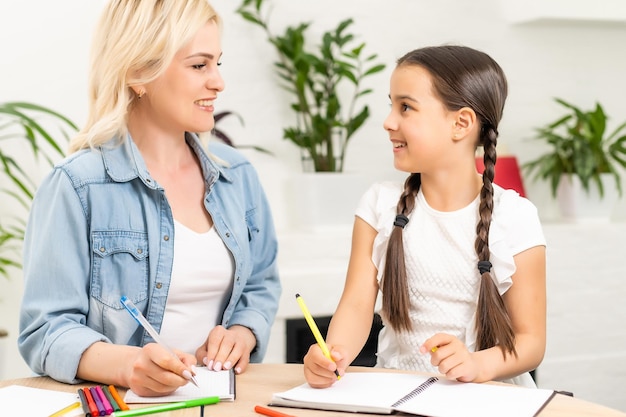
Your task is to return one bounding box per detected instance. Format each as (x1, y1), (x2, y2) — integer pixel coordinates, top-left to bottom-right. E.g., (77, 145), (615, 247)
(18, 133), (281, 383)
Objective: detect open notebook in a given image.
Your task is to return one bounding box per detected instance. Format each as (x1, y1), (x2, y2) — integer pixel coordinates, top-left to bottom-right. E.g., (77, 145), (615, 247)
(124, 368), (235, 403)
(270, 372), (555, 417)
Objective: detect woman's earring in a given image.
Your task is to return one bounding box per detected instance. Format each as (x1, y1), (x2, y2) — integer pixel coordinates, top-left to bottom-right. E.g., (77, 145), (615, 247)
(137, 89), (145, 99)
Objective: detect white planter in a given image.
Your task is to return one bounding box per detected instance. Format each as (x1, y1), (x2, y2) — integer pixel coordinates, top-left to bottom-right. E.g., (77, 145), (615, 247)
(557, 174), (619, 223)
(287, 172), (371, 230)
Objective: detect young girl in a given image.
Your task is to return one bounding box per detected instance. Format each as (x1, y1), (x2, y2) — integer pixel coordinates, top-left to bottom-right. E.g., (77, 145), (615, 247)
(303, 45), (546, 388)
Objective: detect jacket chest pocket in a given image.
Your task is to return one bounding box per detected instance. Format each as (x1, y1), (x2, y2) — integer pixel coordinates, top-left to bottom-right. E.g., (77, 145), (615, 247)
(245, 207), (260, 242)
(91, 231), (149, 308)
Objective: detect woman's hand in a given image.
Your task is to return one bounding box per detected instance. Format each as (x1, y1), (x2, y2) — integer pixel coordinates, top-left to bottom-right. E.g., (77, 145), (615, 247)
(421, 333), (480, 382)
(196, 325), (256, 374)
(126, 343), (198, 397)
(303, 343), (346, 388)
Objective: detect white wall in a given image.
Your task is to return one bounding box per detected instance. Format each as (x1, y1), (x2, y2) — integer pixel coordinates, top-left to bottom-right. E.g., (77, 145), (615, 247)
(2, 0), (626, 226)
(1, 0), (625, 395)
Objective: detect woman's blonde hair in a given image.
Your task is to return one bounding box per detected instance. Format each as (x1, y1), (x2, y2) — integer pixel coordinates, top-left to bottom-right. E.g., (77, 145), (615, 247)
(69, 0), (221, 153)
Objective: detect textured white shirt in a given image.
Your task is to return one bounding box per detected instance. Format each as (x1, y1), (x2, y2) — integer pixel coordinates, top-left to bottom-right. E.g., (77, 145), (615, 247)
(159, 221), (234, 354)
(355, 181), (545, 386)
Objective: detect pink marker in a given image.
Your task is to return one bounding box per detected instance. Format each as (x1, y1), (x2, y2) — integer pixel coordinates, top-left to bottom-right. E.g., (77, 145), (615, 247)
(95, 385), (113, 415)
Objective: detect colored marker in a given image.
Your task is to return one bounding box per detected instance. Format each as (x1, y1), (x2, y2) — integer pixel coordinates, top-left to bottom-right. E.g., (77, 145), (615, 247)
(108, 385), (129, 411)
(254, 404), (297, 417)
(295, 293), (340, 379)
(90, 386), (106, 416)
(96, 385), (114, 415)
(111, 396), (220, 417)
(82, 387), (100, 417)
(77, 388), (92, 417)
(48, 401), (81, 417)
(102, 385), (121, 412)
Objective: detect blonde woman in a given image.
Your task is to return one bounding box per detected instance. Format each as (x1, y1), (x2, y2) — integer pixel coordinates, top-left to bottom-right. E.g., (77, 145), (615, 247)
(19, 0), (280, 397)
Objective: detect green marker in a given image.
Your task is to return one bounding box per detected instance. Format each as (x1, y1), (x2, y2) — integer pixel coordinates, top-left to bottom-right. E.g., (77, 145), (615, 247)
(111, 396), (220, 416)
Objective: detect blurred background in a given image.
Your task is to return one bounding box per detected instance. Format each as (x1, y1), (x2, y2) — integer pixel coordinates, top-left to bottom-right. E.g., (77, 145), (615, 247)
(1, 0), (625, 412)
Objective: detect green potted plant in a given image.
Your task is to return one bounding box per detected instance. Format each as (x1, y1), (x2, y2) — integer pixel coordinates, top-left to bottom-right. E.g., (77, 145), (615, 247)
(523, 98), (626, 220)
(0, 102), (77, 278)
(236, 0), (386, 173)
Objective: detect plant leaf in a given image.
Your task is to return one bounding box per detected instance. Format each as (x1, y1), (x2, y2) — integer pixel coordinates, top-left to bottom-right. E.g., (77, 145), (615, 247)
(235, 1), (385, 172)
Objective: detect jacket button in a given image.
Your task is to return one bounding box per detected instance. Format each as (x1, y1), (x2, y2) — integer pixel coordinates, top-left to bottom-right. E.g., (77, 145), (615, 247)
(163, 235), (169, 241)
(99, 247), (105, 252)
(225, 232), (230, 238)
(156, 282), (163, 289)
(137, 248), (143, 254)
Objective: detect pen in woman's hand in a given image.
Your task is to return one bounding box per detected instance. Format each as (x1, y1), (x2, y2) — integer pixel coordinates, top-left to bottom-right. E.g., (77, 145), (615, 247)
(120, 296), (199, 387)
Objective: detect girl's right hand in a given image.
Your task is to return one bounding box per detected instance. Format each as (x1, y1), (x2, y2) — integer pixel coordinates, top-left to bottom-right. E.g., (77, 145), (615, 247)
(126, 343), (197, 397)
(303, 343), (346, 388)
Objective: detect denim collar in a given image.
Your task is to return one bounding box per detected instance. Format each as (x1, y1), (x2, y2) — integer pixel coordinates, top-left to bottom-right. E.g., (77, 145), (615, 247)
(100, 132), (232, 189)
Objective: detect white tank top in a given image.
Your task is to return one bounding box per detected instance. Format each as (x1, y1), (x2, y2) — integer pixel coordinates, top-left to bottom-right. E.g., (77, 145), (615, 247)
(159, 220), (234, 354)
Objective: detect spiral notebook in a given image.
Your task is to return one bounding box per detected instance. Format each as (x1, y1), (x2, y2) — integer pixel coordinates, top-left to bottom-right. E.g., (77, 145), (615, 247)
(269, 372), (555, 417)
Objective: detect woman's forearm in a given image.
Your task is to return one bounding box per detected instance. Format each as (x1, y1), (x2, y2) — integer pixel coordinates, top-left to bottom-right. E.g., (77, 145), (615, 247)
(77, 342), (140, 387)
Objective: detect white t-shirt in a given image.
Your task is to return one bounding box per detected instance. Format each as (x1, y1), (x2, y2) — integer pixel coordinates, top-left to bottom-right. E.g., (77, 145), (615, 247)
(159, 221), (234, 354)
(355, 181), (545, 387)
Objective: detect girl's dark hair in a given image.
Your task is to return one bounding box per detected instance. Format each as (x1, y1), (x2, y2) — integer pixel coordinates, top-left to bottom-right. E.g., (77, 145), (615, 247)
(381, 45), (516, 358)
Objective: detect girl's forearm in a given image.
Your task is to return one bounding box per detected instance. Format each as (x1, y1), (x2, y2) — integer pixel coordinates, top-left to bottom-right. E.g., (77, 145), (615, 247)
(473, 333), (545, 382)
(326, 304), (375, 364)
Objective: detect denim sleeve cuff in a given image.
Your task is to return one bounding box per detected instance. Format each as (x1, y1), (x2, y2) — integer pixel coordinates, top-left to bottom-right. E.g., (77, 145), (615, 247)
(45, 327), (110, 384)
(227, 308), (273, 363)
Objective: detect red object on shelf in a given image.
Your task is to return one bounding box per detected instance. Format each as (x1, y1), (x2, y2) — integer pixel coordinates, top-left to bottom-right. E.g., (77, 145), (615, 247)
(475, 155), (526, 197)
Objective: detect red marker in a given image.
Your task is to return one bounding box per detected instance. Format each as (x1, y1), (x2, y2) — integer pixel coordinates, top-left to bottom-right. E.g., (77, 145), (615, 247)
(82, 387), (100, 417)
(254, 404), (297, 417)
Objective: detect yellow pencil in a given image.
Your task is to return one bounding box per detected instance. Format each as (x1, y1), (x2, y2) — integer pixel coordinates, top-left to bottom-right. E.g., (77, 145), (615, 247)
(48, 401), (81, 417)
(295, 293), (340, 379)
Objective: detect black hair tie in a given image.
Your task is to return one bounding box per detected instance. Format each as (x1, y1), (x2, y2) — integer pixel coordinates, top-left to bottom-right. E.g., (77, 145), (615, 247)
(477, 260), (492, 274)
(393, 214), (409, 229)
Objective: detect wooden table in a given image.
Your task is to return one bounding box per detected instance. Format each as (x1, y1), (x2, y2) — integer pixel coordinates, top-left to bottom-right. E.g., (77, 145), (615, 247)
(1, 363), (625, 416)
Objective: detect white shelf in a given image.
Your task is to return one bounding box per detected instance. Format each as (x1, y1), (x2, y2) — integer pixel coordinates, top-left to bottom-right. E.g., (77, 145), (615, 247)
(502, 0), (626, 24)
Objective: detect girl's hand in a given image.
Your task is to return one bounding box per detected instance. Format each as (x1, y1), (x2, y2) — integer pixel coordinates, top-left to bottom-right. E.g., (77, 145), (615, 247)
(303, 343), (346, 388)
(421, 333), (479, 382)
(127, 343), (197, 397)
(196, 325), (256, 375)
